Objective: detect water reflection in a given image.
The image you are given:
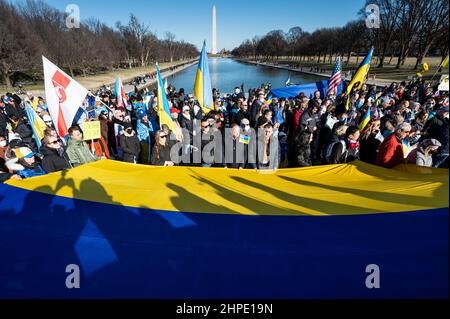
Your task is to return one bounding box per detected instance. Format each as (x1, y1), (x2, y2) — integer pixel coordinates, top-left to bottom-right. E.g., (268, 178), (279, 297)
(166, 57), (321, 93)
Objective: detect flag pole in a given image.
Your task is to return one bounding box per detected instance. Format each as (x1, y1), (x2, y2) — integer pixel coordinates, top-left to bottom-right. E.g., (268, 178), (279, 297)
(87, 92), (114, 113)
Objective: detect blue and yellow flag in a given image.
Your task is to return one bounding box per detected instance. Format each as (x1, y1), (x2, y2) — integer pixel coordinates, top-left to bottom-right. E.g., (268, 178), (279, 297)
(345, 47), (374, 96)
(358, 107), (371, 131)
(24, 102), (47, 149)
(155, 63), (175, 131)
(194, 41), (213, 114)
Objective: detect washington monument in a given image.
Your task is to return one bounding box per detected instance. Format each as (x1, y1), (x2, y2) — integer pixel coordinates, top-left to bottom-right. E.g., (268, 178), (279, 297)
(212, 5), (217, 54)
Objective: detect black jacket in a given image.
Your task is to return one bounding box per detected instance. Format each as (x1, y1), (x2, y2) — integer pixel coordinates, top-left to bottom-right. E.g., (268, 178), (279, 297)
(299, 109), (317, 133)
(14, 120), (34, 149)
(5, 103), (25, 120)
(151, 143), (172, 166)
(120, 133), (141, 163)
(0, 109), (8, 138)
(40, 145), (71, 173)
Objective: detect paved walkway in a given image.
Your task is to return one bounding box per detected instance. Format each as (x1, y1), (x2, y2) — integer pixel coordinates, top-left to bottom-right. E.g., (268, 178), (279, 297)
(243, 60), (395, 87)
(123, 60), (198, 93)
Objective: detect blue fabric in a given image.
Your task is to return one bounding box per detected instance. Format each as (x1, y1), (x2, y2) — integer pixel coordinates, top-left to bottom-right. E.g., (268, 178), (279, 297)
(0, 183), (447, 299)
(270, 80), (330, 99)
(136, 119), (156, 143)
(17, 165), (46, 179)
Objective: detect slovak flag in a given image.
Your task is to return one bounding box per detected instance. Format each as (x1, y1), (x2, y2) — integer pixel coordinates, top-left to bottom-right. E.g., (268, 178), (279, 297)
(43, 56), (88, 138)
(115, 76), (128, 111)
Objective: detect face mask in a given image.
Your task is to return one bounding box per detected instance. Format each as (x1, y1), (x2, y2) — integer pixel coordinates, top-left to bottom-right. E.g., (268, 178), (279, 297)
(0, 141), (6, 147)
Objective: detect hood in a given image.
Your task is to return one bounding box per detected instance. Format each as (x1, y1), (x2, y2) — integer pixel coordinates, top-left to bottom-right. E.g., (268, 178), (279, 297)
(5, 157), (24, 172)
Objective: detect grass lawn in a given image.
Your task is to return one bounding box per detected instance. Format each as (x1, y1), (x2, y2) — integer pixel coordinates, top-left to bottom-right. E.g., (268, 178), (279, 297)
(248, 56), (448, 82)
(0, 59), (196, 96)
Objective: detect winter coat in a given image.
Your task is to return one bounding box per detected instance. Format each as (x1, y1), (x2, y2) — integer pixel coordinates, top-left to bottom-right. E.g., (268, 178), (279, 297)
(376, 133), (404, 168)
(407, 148), (433, 167)
(6, 158), (46, 178)
(299, 109), (317, 133)
(120, 132), (141, 163)
(66, 138), (97, 167)
(151, 143), (172, 166)
(40, 145), (71, 173)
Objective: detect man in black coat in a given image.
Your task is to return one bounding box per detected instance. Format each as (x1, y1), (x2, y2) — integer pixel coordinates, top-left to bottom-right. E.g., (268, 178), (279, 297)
(299, 99), (320, 134)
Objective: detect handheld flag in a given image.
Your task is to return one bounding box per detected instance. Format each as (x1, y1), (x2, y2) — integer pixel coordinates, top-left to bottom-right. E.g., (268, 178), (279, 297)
(345, 47), (374, 96)
(345, 95), (351, 111)
(358, 107), (371, 131)
(285, 75), (291, 87)
(155, 63), (175, 131)
(441, 55), (449, 69)
(194, 41), (213, 114)
(164, 78), (169, 94)
(326, 56), (343, 96)
(115, 77), (128, 111)
(24, 102), (47, 149)
(43, 56), (88, 138)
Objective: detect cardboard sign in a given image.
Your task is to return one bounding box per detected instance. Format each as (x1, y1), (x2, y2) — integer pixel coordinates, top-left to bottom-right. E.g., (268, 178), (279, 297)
(438, 75), (449, 92)
(83, 121), (101, 141)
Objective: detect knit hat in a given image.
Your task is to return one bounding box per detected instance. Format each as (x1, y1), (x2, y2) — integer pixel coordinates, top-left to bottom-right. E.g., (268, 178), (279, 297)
(137, 109), (147, 119)
(422, 139), (442, 148)
(14, 147), (35, 159)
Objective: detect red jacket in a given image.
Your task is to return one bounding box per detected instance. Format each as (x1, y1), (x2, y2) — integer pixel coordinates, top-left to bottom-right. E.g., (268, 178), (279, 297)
(376, 133), (404, 168)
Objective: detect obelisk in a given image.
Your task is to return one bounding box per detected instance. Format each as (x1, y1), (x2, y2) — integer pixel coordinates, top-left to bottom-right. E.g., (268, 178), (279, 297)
(212, 5), (217, 54)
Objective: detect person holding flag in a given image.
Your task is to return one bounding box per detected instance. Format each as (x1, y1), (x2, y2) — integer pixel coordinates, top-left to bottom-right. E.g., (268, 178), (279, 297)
(194, 41), (214, 115)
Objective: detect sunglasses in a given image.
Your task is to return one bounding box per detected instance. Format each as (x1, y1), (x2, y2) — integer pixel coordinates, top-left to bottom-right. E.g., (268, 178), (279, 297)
(49, 140), (59, 145)
(160, 135), (167, 138)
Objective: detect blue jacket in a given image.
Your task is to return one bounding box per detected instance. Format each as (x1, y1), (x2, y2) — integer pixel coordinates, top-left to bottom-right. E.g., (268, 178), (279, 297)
(18, 164), (46, 179)
(137, 119), (158, 144)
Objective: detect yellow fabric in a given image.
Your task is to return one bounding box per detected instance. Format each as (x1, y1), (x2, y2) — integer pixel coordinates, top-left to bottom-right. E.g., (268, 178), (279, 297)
(441, 55), (449, 68)
(26, 98), (39, 111)
(346, 64), (370, 95)
(6, 160), (448, 216)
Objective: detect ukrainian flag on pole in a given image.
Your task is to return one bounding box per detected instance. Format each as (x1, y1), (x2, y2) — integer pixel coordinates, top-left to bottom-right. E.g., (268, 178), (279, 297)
(155, 63), (175, 131)
(358, 107), (371, 131)
(345, 47), (374, 96)
(24, 102), (47, 149)
(194, 41), (213, 114)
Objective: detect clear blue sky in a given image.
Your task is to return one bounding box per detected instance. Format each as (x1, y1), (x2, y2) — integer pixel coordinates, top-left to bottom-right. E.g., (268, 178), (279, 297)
(16, 0), (365, 50)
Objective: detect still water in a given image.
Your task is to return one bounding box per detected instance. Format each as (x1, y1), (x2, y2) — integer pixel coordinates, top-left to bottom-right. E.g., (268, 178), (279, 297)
(166, 58), (321, 94)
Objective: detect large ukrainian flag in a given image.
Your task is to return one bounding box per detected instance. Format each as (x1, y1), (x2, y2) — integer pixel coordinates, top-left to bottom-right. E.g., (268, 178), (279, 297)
(194, 41), (213, 114)
(0, 160), (448, 298)
(345, 47), (374, 95)
(156, 63), (175, 131)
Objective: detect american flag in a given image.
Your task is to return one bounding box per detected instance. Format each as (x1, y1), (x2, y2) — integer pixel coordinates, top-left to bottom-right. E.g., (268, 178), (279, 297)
(326, 56), (342, 96)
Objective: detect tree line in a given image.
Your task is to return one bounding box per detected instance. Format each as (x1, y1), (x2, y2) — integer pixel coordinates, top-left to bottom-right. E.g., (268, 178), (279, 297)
(0, 0), (199, 88)
(232, 0), (449, 70)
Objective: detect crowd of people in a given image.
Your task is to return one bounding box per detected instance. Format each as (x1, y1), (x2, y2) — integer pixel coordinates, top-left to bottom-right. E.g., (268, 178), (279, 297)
(0, 75), (448, 183)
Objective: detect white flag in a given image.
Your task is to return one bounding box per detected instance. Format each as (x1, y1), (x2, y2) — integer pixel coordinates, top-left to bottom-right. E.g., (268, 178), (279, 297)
(43, 56), (88, 138)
